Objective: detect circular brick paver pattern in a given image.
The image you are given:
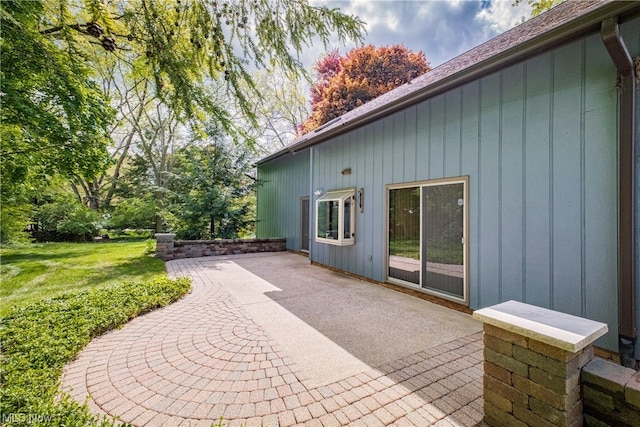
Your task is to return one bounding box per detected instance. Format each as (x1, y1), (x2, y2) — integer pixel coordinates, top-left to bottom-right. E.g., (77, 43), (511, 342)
(62, 255), (485, 426)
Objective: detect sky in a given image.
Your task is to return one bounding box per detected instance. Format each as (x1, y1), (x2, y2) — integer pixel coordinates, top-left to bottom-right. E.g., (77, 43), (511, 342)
(304, 0), (534, 69)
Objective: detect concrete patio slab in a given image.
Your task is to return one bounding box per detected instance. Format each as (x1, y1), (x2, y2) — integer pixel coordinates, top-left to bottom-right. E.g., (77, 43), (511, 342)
(62, 252), (485, 426)
(217, 254), (481, 387)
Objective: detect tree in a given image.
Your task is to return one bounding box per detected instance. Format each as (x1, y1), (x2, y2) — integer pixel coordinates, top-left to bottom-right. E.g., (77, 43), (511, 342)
(302, 45), (431, 133)
(0, 1), (115, 198)
(513, 0), (565, 17)
(1, 0), (364, 242)
(167, 141), (256, 240)
(108, 197), (157, 232)
(69, 57), (156, 211)
(108, 113), (256, 238)
(244, 66), (310, 155)
(107, 99), (184, 233)
(0, 1), (115, 242)
(121, 0), (363, 124)
(309, 49), (342, 111)
(3, 0), (364, 134)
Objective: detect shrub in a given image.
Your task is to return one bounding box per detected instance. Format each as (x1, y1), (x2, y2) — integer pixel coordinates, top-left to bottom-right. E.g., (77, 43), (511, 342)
(107, 198), (157, 232)
(0, 204), (32, 244)
(0, 277), (191, 426)
(33, 199), (101, 242)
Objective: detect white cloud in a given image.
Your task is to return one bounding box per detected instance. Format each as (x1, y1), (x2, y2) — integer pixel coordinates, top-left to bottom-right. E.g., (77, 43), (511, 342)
(475, 0), (532, 37)
(304, 1), (534, 68)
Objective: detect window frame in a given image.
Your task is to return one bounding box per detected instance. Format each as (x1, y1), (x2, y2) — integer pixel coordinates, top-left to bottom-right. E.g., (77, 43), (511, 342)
(385, 176), (469, 305)
(315, 188), (356, 246)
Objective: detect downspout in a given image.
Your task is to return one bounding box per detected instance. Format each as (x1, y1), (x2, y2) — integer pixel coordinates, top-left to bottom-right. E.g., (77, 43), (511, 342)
(601, 17), (637, 368)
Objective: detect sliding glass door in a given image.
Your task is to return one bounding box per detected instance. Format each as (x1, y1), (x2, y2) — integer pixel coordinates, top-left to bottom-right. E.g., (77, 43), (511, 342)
(388, 187), (421, 285)
(422, 182), (465, 299)
(387, 178), (467, 303)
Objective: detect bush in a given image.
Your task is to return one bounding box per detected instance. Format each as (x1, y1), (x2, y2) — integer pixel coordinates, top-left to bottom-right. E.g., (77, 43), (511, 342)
(0, 277), (191, 426)
(107, 198), (157, 232)
(33, 199), (101, 242)
(0, 204), (32, 244)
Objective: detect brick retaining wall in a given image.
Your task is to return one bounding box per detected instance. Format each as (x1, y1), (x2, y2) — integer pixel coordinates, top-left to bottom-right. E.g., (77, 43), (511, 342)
(481, 323), (593, 426)
(582, 358), (640, 426)
(155, 233), (286, 260)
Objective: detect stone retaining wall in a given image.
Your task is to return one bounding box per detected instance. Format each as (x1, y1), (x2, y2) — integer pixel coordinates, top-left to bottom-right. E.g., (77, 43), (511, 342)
(582, 358), (640, 426)
(155, 233), (286, 260)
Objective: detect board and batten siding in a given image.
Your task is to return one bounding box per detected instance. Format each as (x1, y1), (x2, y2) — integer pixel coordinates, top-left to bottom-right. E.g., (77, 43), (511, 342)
(256, 150), (310, 251)
(307, 28), (632, 351)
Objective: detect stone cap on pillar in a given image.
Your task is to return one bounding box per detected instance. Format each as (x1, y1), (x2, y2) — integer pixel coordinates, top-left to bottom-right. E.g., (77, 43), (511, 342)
(473, 300), (608, 353)
(155, 233), (176, 241)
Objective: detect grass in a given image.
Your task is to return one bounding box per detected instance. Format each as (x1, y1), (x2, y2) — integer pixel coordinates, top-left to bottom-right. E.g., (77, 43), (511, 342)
(389, 240), (421, 260)
(0, 240), (191, 426)
(0, 241), (164, 316)
(389, 239), (463, 265)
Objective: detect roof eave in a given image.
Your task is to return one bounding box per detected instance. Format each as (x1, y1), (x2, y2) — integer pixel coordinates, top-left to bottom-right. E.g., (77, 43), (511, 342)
(256, 0), (637, 167)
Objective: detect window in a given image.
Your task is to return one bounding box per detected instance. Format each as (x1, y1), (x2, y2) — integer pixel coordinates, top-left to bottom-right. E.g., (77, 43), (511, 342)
(315, 189), (355, 246)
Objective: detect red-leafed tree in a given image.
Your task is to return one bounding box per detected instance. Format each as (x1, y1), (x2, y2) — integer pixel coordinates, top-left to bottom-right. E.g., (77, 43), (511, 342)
(302, 44), (430, 133)
(309, 49), (342, 107)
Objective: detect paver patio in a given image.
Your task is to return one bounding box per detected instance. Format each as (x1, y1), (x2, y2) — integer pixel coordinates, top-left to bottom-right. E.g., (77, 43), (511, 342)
(62, 253), (485, 426)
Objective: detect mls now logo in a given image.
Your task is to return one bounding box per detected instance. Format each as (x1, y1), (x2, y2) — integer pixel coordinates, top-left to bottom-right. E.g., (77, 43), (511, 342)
(1, 413), (53, 423)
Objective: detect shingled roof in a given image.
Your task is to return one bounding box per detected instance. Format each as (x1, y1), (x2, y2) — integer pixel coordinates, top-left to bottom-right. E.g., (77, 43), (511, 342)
(257, 0), (637, 165)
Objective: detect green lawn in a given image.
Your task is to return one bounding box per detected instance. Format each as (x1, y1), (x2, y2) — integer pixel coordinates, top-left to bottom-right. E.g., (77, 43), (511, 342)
(389, 239), (463, 265)
(0, 240), (191, 426)
(389, 239), (421, 259)
(0, 241), (165, 316)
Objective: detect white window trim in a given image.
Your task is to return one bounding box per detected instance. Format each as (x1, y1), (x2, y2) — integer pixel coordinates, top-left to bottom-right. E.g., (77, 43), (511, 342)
(315, 188), (356, 246)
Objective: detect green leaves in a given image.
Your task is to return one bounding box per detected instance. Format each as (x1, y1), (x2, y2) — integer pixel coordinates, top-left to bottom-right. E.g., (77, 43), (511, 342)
(513, 0), (566, 17)
(32, 196), (102, 241)
(107, 198), (157, 231)
(167, 142), (256, 239)
(1, 0), (114, 200)
(114, 0), (364, 127)
(1, 0), (365, 243)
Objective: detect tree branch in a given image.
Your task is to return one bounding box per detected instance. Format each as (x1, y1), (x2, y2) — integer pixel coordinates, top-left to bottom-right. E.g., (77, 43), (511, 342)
(39, 23), (84, 35)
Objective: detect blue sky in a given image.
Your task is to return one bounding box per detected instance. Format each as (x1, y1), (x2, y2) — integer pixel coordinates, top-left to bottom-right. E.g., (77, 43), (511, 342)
(305, 0), (533, 69)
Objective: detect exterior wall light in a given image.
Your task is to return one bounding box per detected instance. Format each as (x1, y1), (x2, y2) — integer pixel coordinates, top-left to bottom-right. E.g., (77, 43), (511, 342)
(341, 168), (352, 175)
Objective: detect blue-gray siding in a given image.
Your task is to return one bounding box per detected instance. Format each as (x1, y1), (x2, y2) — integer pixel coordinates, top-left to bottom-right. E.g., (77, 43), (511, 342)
(258, 18), (640, 351)
(256, 151), (309, 251)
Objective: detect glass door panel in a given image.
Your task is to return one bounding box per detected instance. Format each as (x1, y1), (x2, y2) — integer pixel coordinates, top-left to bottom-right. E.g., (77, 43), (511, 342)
(388, 187), (421, 285)
(422, 183), (464, 298)
(300, 197), (309, 252)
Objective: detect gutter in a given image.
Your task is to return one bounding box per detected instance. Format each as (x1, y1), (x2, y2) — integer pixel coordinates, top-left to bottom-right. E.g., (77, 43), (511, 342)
(601, 17), (637, 368)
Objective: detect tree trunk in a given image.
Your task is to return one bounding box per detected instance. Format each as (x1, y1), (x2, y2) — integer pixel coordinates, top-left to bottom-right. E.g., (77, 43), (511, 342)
(103, 132), (134, 209)
(210, 216), (215, 238)
(155, 214), (163, 233)
(87, 179), (100, 210)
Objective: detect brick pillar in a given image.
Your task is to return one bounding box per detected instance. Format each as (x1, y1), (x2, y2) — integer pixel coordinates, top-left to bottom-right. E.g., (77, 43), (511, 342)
(155, 233), (175, 260)
(474, 301), (608, 427)
(482, 323), (594, 426)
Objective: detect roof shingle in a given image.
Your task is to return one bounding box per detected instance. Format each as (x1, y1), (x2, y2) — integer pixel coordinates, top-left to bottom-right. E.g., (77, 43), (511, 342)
(258, 0), (636, 165)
